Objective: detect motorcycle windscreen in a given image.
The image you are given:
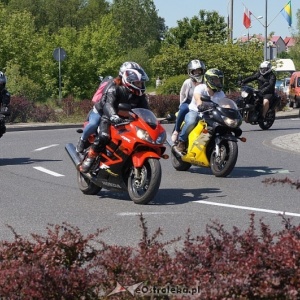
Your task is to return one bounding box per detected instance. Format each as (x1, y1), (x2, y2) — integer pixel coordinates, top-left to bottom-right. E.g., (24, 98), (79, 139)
(215, 97), (238, 110)
(132, 108), (158, 129)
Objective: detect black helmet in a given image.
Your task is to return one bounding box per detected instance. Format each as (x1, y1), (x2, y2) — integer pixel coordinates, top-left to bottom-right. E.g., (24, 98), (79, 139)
(204, 68), (224, 92)
(0, 72), (7, 91)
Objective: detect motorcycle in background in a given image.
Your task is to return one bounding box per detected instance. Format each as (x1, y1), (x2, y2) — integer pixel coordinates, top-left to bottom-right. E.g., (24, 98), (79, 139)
(237, 85), (281, 130)
(169, 96), (246, 178)
(65, 104), (168, 205)
(0, 105), (10, 138)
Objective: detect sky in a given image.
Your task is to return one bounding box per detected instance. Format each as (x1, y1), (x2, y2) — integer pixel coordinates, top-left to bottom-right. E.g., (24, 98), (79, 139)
(153, 0), (299, 39)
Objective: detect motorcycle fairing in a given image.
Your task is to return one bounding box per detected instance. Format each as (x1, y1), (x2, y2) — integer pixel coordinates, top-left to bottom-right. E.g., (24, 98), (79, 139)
(182, 120), (210, 167)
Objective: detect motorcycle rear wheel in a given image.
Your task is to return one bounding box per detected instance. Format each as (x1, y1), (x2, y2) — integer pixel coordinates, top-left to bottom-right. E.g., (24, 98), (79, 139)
(210, 141), (238, 177)
(128, 158), (161, 205)
(258, 109), (275, 130)
(77, 171), (102, 195)
(171, 152), (191, 171)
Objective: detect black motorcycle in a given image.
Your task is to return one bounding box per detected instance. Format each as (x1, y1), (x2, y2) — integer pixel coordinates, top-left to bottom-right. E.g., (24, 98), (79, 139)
(168, 96), (246, 178)
(236, 85), (281, 130)
(0, 105), (9, 138)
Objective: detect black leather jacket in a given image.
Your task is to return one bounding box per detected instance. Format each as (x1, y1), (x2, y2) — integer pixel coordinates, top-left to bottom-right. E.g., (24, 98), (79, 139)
(0, 89), (10, 106)
(95, 82), (149, 118)
(242, 71), (276, 95)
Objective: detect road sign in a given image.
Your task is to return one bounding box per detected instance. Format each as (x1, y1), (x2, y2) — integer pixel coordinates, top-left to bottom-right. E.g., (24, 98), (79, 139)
(53, 47), (67, 62)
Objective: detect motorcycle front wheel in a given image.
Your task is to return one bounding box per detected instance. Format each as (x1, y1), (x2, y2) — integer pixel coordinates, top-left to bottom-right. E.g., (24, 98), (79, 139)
(128, 158), (161, 205)
(77, 171), (102, 195)
(210, 141), (238, 177)
(258, 109), (275, 130)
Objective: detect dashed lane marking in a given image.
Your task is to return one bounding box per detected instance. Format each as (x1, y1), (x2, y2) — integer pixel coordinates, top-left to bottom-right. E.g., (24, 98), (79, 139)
(33, 144), (59, 151)
(33, 166), (65, 177)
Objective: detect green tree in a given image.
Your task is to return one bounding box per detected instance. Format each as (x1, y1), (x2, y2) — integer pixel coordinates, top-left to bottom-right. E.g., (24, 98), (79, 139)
(163, 10), (228, 48)
(110, 0), (164, 52)
(6, 0), (110, 32)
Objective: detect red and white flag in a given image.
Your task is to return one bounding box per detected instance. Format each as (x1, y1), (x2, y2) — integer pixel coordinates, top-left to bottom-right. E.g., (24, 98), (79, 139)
(243, 7), (251, 29)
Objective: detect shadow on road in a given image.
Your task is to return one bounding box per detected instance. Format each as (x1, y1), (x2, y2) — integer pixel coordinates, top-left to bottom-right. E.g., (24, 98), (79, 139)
(0, 157), (62, 166)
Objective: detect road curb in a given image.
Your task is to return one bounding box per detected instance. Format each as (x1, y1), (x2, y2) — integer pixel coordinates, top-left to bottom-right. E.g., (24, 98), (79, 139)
(5, 109), (299, 132)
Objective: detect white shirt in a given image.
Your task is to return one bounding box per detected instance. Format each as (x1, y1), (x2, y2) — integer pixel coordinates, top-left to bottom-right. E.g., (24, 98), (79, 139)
(189, 84), (226, 112)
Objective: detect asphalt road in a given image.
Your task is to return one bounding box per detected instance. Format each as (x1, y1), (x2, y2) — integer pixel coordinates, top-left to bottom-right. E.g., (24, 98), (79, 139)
(0, 117), (299, 247)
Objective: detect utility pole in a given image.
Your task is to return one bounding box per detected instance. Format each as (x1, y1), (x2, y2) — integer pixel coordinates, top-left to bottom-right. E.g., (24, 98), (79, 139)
(230, 0), (234, 41)
(264, 0), (268, 60)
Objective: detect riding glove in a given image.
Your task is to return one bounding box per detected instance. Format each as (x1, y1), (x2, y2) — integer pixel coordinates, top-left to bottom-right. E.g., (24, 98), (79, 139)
(110, 115), (123, 124)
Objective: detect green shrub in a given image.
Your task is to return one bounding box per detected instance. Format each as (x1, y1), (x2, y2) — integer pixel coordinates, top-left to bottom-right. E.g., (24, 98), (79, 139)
(156, 75), (187, 95)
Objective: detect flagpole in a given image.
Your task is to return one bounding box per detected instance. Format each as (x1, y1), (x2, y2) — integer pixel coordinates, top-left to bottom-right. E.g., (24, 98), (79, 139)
(264, 0), (268, 60)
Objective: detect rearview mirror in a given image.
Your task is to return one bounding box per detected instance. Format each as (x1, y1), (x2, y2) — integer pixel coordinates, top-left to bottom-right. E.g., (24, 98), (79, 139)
(201, 95), (211, 102)
(117, 103), (131, 118)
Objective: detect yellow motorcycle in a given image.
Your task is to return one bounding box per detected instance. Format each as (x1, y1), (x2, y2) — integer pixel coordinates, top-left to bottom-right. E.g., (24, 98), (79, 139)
(168, 97), (246, 177)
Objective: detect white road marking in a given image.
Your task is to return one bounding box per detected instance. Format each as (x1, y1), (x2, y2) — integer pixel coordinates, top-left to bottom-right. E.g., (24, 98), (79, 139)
(33, 144), (59, 151)
(33, 166), (65, 177)
(195, 200), (300, 217)
(253, 169), (290, 174)
(118, 212), (180, 216)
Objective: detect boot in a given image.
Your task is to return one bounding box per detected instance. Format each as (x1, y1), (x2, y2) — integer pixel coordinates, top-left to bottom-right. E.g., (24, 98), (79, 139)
(79, 148), (99, 173)
(76, 138), (87, 153)
(171, 131), (178, 142)
(174, 141), (186, 153)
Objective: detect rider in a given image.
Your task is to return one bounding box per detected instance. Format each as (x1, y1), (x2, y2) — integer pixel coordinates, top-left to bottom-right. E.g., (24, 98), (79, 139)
(171, 59), (206, 142)
(80, 64), (150, 173)
(174, 68), (225, 154)
(76, 62), (141, 153)
(76, 75), (113, 153)
(240, 61), (276, 120)
(0, 71), (11, 138)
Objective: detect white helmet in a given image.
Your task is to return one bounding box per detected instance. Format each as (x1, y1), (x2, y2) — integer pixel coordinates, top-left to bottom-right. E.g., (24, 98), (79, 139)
(119, 61), (141, 76)
(187, 59), (206, 82)
(259, 61), (272, 75)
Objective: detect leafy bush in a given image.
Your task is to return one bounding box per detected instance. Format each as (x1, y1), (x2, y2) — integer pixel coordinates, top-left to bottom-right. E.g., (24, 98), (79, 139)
(0, 214), (300, 299)
(9, 96), (35, 123)
(156, 75), (187, 95)
(61, 96), (92, 118)
(148, 94), (179, 118)
(30, 104), (58, 122)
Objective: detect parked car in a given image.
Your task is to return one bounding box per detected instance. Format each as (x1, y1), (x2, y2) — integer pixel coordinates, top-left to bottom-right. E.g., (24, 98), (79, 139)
(288, 71), (300, 108)
(276, 77), (290, 97)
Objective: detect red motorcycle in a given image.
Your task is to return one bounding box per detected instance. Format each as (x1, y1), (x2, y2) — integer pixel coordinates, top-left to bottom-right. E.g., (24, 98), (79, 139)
(65, 104), (168, 205)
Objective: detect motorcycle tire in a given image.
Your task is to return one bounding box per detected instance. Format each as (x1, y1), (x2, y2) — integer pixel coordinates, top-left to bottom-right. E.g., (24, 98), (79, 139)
(210, 141), (238, 177)
(258, 109), (275, 130)
(128, 158), (162, 205)
(77, 171), (102, 195)
(171, 152), (191, 171)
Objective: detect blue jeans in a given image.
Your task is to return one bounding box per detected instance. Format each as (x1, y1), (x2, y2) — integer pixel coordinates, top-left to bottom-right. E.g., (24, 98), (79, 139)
(81, 110), (101, 140)
(175, 102), (190, 132)
(178, 110), (198, 142)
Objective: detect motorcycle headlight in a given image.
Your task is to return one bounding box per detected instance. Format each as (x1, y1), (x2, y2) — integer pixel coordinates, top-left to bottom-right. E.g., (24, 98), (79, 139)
(136, 127), (166, 144)
(221, 116), (242, 128)
(241, 90), (249, 98)
(156, 130), (166, 144)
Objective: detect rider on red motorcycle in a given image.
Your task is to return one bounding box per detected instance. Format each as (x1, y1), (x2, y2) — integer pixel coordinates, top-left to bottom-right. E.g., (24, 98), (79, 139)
(80, 64), (150, 173)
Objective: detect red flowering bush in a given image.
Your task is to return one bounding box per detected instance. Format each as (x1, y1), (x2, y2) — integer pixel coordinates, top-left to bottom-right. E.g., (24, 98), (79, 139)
(0, 214), (300, 299)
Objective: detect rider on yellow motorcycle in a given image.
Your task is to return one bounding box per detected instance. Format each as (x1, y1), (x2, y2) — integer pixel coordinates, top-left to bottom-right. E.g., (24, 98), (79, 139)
(174, 68), (225, 154)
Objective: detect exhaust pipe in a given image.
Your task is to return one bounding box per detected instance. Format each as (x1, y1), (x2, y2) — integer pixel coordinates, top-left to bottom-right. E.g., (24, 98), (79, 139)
(65, 143), (82, 168)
